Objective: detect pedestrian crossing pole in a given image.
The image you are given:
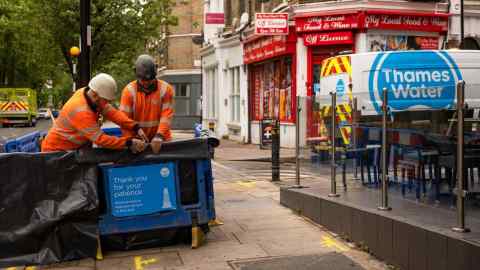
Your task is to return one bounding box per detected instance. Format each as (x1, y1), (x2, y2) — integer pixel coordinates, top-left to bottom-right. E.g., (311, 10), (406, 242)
(271, 119), (280, 182)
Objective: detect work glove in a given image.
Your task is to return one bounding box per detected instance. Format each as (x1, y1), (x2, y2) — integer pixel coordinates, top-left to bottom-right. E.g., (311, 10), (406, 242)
(129, 138), (146, 154)
(137, 128), (149, 142)
(151, 136), (163, 154)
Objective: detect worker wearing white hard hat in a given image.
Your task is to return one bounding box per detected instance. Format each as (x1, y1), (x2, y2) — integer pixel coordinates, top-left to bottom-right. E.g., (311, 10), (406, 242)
(42, 73), (148, 153)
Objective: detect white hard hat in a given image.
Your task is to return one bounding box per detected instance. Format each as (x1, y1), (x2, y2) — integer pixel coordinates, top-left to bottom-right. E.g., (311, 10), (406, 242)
(88, 73), (117, 101)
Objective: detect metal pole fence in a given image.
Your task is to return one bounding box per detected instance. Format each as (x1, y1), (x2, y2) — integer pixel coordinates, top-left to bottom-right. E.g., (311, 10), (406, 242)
(352, 97), (359, 180)
(329, 92), (339, 197)
(452, 81), (470, 232)
(295, 96), (301, 187)
(378, 88), (391, 211)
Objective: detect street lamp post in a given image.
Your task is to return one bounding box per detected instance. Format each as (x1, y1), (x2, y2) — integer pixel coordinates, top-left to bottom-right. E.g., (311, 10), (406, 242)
(70, 46), (80, 92)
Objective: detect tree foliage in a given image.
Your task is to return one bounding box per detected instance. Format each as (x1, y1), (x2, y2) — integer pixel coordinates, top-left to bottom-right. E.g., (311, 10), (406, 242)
(1, 0), (177, 106)
(0, 0), (60, 89)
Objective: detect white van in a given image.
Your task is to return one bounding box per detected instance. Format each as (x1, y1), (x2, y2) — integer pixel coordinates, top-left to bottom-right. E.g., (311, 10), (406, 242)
(316, 50), (480, 143)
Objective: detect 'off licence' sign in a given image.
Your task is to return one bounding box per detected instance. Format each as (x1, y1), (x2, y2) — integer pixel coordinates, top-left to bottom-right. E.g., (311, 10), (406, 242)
(255, 13), (289, 35)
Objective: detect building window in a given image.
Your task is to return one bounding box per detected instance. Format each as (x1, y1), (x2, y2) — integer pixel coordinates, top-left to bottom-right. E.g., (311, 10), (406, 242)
(229, 67), (240, 123)
(172, 83), (191, 116)
(173, 83), (190, 97)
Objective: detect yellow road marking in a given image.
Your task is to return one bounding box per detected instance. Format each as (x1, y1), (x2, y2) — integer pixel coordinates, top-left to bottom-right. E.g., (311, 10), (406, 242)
(321, 235), (349, 252)
(134, 256), (157, 270)
(236, 180), (256, 188)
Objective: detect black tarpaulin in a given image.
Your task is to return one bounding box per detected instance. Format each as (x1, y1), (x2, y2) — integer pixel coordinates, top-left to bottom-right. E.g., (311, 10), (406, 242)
(0, 138), (218, 267)
(75, 138), (217, 164)
(0, 152), (99, 267)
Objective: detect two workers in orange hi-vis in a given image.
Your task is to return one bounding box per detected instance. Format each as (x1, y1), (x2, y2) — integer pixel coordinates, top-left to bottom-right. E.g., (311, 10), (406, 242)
(42, 55), (174, 154)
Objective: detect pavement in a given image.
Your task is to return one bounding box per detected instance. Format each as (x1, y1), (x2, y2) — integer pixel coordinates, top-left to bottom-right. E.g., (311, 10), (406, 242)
(1, 131), (388, 270)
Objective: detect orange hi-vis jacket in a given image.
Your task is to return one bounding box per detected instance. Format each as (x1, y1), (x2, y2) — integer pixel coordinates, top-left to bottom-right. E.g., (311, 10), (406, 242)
(119, 80), (174, 141)
(41, 88), (137, 152)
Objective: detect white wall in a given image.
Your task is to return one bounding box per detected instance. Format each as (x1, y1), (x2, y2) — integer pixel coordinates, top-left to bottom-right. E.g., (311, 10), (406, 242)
(203, 0), (224, 44)
(251, 122), (260, 145)
(450, 15), (480, 41)
(296, 38), (308, 147)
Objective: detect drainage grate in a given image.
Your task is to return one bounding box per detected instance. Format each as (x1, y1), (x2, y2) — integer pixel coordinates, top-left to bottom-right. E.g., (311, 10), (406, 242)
(229, 253), (365, 270)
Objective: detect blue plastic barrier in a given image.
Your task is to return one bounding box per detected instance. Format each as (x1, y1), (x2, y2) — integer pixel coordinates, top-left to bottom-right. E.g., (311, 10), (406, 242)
(3, 131), (41, 153)
(102, 127), (122, 137)
(4, 139), (17, 152)
(16, 131), (41, 152)
(98, 159), (215, 235)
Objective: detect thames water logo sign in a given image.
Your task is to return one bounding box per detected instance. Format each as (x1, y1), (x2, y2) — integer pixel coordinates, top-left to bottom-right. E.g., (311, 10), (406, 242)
(368, 51), (462, 113)
(160, 167), (170, 178)
(336, 79), (345, 96)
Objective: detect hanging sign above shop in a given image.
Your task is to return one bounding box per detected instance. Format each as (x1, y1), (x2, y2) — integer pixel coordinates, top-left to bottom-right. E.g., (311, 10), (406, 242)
(205, 13), (225, 24)
(295, 13), (360, 33)
(255, 13), (289, 35)
(303, 32), (354, 46)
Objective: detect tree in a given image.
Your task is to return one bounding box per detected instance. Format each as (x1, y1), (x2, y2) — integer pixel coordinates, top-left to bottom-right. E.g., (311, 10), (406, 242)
(0, 0), (60, 89)
(34, 0), (177, 83)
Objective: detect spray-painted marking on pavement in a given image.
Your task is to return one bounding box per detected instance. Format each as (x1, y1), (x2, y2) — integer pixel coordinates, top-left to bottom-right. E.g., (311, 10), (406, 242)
(134, 256), (157, 270)
(236, 180), (256, 188)
(321, 236), (349, 252)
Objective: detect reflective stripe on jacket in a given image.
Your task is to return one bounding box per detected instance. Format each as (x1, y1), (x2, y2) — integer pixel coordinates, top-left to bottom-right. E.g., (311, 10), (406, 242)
(119, 80), (174, 141)
(41, 88), (136, 152)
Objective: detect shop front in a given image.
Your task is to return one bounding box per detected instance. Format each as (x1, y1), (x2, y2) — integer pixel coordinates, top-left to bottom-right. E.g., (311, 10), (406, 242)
(294, 9), (449, 145)
(244, 29), (297, 147)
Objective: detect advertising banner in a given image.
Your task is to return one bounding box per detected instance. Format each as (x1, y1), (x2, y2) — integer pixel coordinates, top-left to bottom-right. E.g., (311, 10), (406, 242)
(368, 35), (439, 51)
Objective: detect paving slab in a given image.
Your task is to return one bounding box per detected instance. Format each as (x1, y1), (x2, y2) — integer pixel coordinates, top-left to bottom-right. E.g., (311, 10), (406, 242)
(178, 241), (268, 266)
(229, 252), (365, 270)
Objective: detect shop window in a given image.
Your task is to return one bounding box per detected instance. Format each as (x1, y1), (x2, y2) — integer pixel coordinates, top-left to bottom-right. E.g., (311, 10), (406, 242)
(251, 57), (293, 122)
(229, 67), (241, 123)
(368, 35), (439, 52)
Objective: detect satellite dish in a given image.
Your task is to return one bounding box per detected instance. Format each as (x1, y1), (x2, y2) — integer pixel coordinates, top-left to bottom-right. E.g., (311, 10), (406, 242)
(240, 12), (249, 27)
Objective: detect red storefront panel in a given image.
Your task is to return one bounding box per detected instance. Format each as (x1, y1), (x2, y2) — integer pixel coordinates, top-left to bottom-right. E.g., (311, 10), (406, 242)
(243, 35), (293, 64)
(362, 12), (448, 32)
(295, 10), (449, 33)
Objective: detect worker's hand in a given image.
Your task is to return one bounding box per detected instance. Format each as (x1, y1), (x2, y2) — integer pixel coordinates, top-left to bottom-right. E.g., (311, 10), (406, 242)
(137, 128), (149, 142)
(129, 138), (146, 154)
(151, 137), (163, 154)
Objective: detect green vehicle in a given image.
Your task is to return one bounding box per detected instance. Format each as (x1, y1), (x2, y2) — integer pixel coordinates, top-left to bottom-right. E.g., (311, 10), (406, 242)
(0, 88), (37, 127)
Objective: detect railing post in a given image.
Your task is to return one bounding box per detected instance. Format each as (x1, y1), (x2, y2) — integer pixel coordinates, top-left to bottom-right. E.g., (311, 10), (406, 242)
(452, 80), (470, 233)
(352, 97), (359, 180)
(295, 96), (302, 187)
(329, 92), (339, 197)
(378, 88), (391, 211)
